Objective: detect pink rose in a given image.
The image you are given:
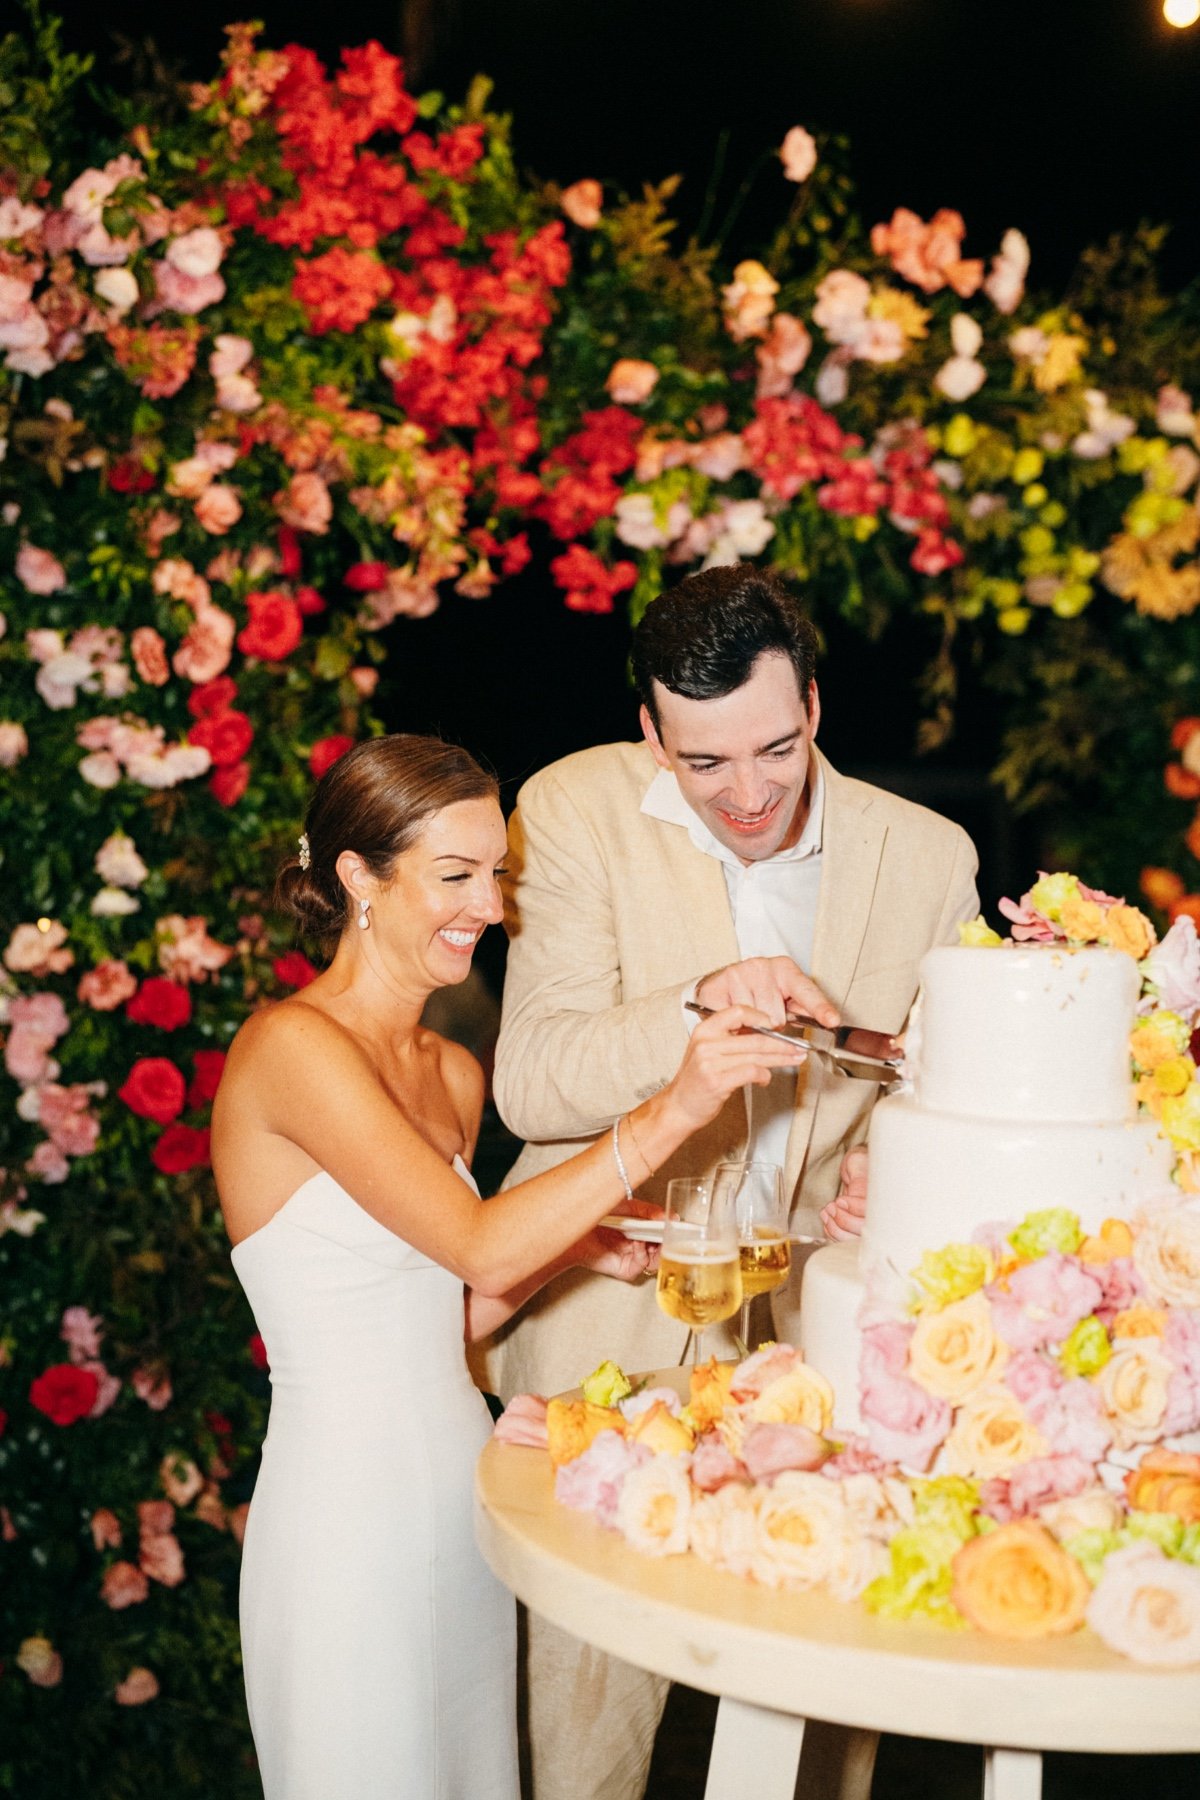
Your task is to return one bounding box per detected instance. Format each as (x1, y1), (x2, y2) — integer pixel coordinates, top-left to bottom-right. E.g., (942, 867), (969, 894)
(731, 1342), (801, 1400)
(132, 1365), (173, 1411)
(604, 359), (659, 405)
(78, 959), (138, 1011)
(140, 1528), (185, 1587)
(690, 1432), (749, 1492)
(153, 260), (224, 315)
(275, 471), (333, 535)
(39, 1085), (102, 1157)
(860, 1322), (951, 1469)
(90, 1507), (122, 1551)
(988, 1254), (1104, 1351)
(1141, 916), (1200, 1018)
(0, 722), (28, 766)
(756, 312), (812, 399)
(166, 227), (224, 278)
(1093, 1256), (1146, 1321)
(101, 1560), (150, 1609)
(560, 179), (603, 228)
(779, 126), (817, 182)
(1026, 1376), (1113, 1464)
(82, 1361), (120, 1417)
(492, 1393), (548, 1448)
(137, 1499), (174, 1537)
(16, 544), (66, 594)
(193, 484), (242, 535)
(983, 229), (1030, 315)
(4, 920), (73, 975)
(172, 607), (236, 684)
(980, 1453), (1094, 1522)
(216, 373), (261, 413)
(1004, 1350), (1063, 1405)
(554, 1431), (650, 1528)
(742, 1421), (829, 1482)
(155, 914), (234, 982)
(208, 333), (253, 379)
(115, 1667), (160, 1706)
(27, 1140), (69, 1183)
(130, 626), (170, 686)
(61, 1305), (104, 1361)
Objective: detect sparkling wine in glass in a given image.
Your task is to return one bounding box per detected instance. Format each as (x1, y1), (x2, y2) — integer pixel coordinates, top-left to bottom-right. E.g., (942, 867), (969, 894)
(655, 1177), (742, 1364)
(714, 1161), (790, 1353)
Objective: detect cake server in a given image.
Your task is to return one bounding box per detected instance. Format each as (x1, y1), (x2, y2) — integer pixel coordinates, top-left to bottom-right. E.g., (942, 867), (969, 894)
(684, 1001), (903, 1085)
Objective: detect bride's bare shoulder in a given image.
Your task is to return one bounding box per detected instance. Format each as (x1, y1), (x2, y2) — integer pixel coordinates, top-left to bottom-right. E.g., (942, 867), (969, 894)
(227, 995), (371, 1075)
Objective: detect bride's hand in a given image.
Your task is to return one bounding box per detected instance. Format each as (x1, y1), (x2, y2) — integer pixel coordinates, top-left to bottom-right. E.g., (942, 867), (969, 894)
(662, 1003), (803, 1132)
(571, 1198), (661, 1282)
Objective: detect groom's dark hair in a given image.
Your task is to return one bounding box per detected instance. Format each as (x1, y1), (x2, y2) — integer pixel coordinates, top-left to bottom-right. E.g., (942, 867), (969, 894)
(631, 564), (819, 733)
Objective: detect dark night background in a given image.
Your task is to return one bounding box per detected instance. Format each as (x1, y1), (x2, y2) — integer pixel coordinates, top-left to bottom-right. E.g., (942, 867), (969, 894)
(36, 0), (1200, 928)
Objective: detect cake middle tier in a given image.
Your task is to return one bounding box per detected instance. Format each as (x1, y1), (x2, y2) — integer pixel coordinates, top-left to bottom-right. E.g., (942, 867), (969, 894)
(863, 1093), (1175, 1279)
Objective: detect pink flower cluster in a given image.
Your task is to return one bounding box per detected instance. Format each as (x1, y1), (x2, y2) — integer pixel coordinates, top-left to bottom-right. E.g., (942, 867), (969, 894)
(74, 714), (212, 791)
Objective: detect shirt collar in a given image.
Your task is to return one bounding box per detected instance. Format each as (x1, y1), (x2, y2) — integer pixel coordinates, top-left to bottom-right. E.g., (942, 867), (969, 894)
(640, 756), (824, 870)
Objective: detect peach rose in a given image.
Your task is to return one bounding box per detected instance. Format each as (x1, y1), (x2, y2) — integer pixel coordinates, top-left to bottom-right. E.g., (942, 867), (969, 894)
(1096, 1340), (1172, 1448)
(951, 1521), (1090, 1639)
(545, 1397), (625, 1468)
(131, 626), (170, 686)
(0, 721), (30, 766)
(140, 1530), (186, 1587)
(614, 1455), (692, 1557)
(721, 260), (779, 341)
(1037, 1485), (1124, 1542)
(1126, 1447), (1200, 1523)
(115, 1666), (160, 1706)
(1105, 903), (1156, 961)
(1087, 1541), (1200, 1665)
(159, 1452), (204, 1506)
(1132, 1206), (1200, 1307)
(688, 1357), (734, 1430)
(16, 544), (67, 594)
(626, 1399), (695, 1456)
(605, 358), (659, 406)
(749, 1472), (849, 1590)
(193, 483), (243, 535)
(275, 470), (333, 535)
(1078, 1218), (1135, 1264)
(101, 1560), (150, 1609)
(5, 920), (73, 975)
(940, 1384), (1046, 1479)
(779, 126), (817, 183)
(78, 959), (138, 1011)
(16, 1636), (63, 1687)
(172, 606), (235, 684)
(1059, 893), (1106, 943)
(688, 1482), (759, 1578)
(1110, 1305), (1167, 1339)
(750, 1362), (834, 1434)
(908, 1292), (1008, 1402)
(560, 179), (602, 228)
(90, 1507), (122, 1550)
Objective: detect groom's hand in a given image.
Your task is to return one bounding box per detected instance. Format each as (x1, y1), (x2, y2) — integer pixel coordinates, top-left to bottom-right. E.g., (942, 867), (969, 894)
(820, 1144), (868, 1241)
(695, 955), (839, 1031)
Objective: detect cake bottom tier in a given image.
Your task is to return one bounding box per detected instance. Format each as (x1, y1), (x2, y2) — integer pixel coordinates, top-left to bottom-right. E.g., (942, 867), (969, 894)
(862, 1096), (1175, 1279)
(799, 1240), (866, 1434)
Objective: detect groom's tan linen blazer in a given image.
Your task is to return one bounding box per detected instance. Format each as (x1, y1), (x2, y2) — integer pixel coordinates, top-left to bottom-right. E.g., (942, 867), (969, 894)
(479, 739), (978, 1402)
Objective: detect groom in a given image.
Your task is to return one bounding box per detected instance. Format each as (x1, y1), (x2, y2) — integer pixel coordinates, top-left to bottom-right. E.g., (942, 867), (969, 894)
(485, 563), (979, 1799)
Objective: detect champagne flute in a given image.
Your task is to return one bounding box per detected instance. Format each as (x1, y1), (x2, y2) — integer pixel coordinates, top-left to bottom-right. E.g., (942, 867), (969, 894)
(714, 1161), (790, 1354)
(655, 1177), (742, 1365)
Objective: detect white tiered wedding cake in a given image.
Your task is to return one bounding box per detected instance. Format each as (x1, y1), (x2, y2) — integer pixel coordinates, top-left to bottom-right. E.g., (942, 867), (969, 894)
(800, 943), (1176, 1431)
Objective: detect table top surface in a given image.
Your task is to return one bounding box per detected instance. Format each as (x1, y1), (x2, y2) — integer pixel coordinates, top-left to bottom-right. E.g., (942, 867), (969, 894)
(474, 1369), (1200, 1754)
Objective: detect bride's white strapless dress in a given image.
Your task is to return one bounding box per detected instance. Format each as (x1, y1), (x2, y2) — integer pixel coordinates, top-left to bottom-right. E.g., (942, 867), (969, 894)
(231, 1157), (518, 1799)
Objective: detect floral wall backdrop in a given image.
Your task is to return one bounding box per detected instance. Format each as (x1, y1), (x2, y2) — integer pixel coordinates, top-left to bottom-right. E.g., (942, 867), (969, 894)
(1, 12), (1200, 1791)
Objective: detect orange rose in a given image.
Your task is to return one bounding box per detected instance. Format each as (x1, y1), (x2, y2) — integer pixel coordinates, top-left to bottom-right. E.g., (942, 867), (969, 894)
(1104, 903), (1157, 961)
(1059, 894), (1106, 943)
(1125, 1448), (1200, 1523)
(627, 1399), (695, 1456)
(1141, 867), (1186, 911)
(1111, 1305), (1168, 1339)
(689, 1357), (734, 1430)
(1078, 1218), (1135, 1264)
(951, 1521), (1091, 1639)
(546, 1398), (625, 1468)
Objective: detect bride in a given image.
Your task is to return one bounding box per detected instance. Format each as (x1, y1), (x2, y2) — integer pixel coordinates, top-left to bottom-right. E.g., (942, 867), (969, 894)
(211, 733), (797, 1800)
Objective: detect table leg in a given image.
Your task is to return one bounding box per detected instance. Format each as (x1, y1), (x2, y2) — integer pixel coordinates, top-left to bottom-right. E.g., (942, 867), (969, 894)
(704, 1696), (807, 1800)
(983, 1747), (1043, 1800)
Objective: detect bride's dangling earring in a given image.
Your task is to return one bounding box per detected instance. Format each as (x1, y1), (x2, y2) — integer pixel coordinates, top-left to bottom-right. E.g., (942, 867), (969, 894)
(358, 897), (371, 931)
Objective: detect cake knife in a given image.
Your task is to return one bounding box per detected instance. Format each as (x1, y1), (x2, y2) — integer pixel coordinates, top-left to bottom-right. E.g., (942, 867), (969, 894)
(684, 1001), (903, 1085)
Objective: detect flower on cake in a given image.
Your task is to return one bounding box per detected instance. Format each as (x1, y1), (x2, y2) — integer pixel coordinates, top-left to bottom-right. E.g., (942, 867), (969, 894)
(615, 1456), (693, 1556)
(1086, 1541), (1200, 1665)
(951, 1520), (1091, 1639)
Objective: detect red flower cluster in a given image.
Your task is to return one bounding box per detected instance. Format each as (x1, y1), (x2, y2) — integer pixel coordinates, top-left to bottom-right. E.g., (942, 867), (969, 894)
(152, 1124), (211, 1174)
(744, 395), (861, 502)
(30, 1363), (99, 1426)
(293, 246), (394, 336)
(126, 978), (192, 1033)
(536, 408), (643, 541)
(309, 735), (354, 779)
(188, 1050), (227, 1108)
(549, 545), (638, 615)
(187, 672), (254, 805)
(237, 591), (304, 661)
(274, 951), (319, 988)
(119, 1057), (187, 1125)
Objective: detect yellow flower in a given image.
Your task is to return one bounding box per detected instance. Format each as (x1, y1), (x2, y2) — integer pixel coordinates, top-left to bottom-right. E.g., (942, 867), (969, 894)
(1152, 1056), (1196, 1099)
(957, 915), (1003, 948)
(546, 1398), (624, 1467)
(1058, 893), (1106, 942)
(1059, 1315), (1112, 1378)
(1159, 1082), (1200, 1153)
(1130, 1012), (1192, 1073)
(951, 1522), (1090, 1638)
(1032, 332), (1087, 393)
(1011, 447), (1044, 485)
(1009, 1207), (1083, 1259)
(1103, 903), (1157, 961)
(1078, 1217), (1135, 1264)
(941, 1384), (1046, 1479)
(942, 415), (977, 458)
(627, 1399), (696, 1456)
(1027, 872), (1080, 921)
(868, 286), (930, 340)
(751, 1363), (834, 1433)
(581, 1359), (632, 1407)
(1110, 1305), (1168, 1340)
(908, 1292), (1008, 1402)
(910, 1241), (994, 1311)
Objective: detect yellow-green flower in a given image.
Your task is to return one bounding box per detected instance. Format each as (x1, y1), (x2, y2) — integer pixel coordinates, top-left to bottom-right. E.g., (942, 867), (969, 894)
(581, 1359), (632, 1407)
(910, 1241), (994, 1311)
(1026, 872), (1080, 921)
(1012, 446), (1044, 485)
(1061, 1527), (1122, 1585)
(1009, 1207), (1084, 1260)
(943, 415), (977, 458)
(1127, 1510), (1187, 1557)
(958, 916), (1003, 948)
(863, 1519), (973, 1627)
(1160, 1082), (1200, 1154)
(913, 1475), (982, 1538)
(1059, 1315), (1111, 1379)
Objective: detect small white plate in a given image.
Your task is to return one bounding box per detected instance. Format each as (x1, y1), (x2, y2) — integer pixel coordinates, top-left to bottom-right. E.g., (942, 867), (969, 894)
(599, 1214), (665, 1242)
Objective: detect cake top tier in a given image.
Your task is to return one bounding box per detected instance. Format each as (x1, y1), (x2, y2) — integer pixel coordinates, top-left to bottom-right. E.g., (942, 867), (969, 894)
(913, 943), (1139, 1122)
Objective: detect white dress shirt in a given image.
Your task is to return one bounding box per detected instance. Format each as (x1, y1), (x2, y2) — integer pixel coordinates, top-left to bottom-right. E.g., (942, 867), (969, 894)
(640, 760), (825, 1174)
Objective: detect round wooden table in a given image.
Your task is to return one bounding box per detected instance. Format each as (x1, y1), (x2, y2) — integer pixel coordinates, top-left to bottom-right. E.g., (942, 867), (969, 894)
(474, 1369), (1200, 1800)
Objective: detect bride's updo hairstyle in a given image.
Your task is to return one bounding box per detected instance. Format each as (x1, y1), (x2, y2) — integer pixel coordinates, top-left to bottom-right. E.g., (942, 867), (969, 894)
(276, 734), (499, 943)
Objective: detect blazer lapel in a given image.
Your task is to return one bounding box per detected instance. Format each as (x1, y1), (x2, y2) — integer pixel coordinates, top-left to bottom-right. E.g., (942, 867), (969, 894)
(783, 750), (887, 1197)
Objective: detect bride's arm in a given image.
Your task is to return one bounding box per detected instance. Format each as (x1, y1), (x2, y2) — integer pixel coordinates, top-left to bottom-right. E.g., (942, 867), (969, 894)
(464, 1219), (658, 1341)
